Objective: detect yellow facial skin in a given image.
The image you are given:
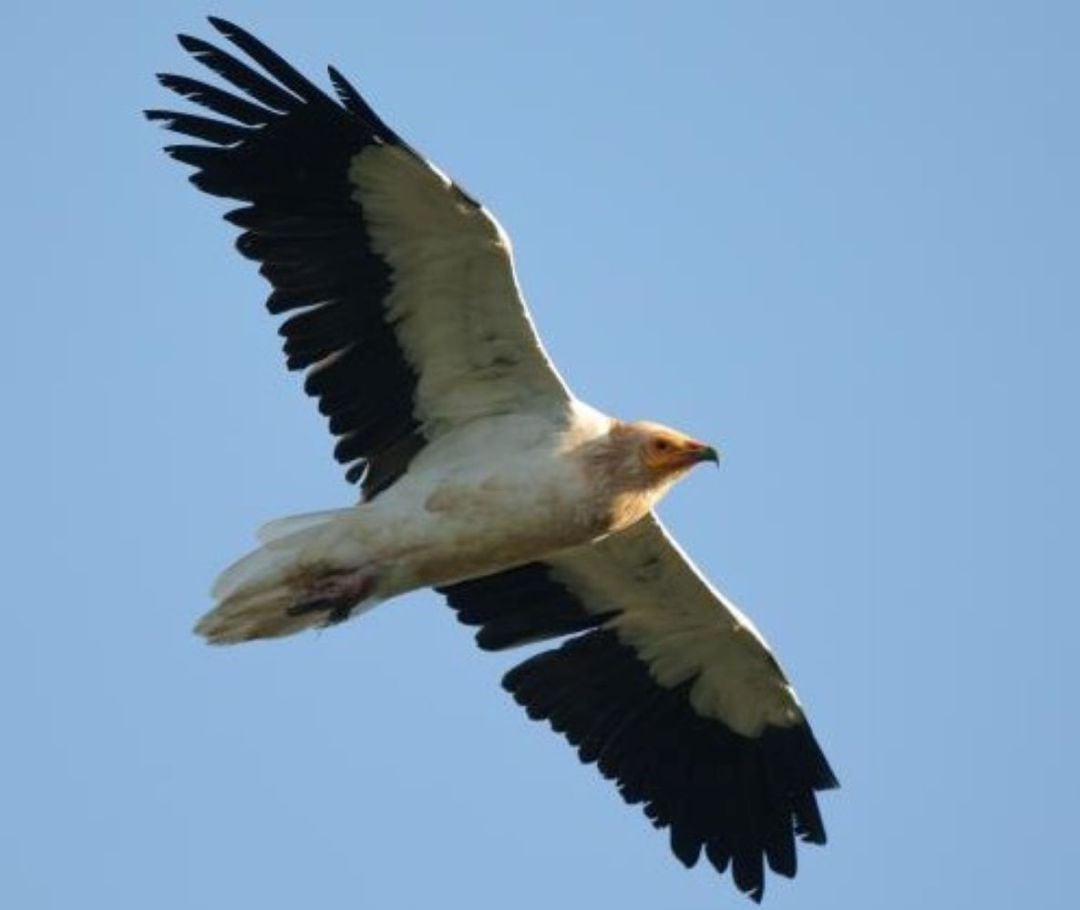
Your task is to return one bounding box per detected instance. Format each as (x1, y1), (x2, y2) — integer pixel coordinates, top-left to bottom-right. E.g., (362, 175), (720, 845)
(642, 432), (720, 475)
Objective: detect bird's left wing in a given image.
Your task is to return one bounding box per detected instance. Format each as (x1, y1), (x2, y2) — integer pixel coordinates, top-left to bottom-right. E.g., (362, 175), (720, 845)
(439, 515), (838, 902)
(148, 18), (571, 498)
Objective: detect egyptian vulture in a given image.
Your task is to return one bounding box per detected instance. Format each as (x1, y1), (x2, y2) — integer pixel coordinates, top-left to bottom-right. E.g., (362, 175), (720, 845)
(148, 18), (837, 902)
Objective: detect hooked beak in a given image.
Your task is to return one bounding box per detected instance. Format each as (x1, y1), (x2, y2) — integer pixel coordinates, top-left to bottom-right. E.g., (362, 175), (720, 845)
(689, 443), (720, 467)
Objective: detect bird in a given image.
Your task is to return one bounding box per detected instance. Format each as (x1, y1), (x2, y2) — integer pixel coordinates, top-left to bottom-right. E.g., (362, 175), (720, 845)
(147, 18), (838, 902)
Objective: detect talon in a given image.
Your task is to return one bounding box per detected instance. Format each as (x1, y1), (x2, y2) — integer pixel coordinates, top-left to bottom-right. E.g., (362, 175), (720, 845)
(325, 602), (355, 625)
(285, 598), (338, 618)
(286, 571), (376, 625)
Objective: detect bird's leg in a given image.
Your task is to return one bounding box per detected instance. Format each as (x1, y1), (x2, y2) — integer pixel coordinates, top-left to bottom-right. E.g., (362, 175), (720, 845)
(286, 568), (377, 626)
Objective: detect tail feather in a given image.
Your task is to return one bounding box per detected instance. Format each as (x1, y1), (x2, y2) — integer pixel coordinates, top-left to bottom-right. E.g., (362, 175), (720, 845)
(198, 507), (368, 645)
(196, 583), (320, 644)
(256, 509), (348, 544)
(210, 542), (292, 603)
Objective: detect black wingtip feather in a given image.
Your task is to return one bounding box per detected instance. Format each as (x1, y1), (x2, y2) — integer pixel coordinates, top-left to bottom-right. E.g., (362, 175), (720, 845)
(145, 109), (249, 145)
(177, 33), (301, 112)
(501, 628), (834, 902)
(670, 819), (704, 868)
(792, 789), (828, 845)
(152, 21), (425, 495)
(327, 66), (363, 112)
(155, 73), (273, 125)
(327, 65), (402, 143)
(207, 16), (328, 105)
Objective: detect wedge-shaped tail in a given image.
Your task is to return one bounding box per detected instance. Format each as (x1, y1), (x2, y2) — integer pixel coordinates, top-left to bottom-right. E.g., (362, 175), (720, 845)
(198, 508), (374, 644)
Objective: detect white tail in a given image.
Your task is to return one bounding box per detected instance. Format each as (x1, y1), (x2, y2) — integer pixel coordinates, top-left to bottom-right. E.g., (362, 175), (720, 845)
(196, 508), (373, 645)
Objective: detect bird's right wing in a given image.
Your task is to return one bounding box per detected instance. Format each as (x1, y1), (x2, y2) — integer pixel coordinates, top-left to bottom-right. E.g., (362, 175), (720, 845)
(148, 18), (572, 498)
(439, 514), (838, 902)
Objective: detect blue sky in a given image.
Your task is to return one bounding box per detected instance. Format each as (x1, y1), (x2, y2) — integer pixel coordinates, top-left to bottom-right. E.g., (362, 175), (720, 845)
(3, 1), (1078, 907)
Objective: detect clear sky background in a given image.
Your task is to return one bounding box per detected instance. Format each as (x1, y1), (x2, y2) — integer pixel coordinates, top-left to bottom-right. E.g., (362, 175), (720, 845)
(3, 1), (1077, 908)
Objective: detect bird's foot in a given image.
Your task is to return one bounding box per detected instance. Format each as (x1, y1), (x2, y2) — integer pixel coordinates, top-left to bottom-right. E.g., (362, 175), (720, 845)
(286, 569), (376, 626)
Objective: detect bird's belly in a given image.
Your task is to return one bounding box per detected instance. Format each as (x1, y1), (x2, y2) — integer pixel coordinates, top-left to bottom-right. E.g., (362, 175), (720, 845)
(368, 468), (601, 593)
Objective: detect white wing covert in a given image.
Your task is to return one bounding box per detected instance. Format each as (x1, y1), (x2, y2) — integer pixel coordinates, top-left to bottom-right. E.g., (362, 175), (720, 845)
(148, 18), (570, 499)
(440, 515), (838, 902)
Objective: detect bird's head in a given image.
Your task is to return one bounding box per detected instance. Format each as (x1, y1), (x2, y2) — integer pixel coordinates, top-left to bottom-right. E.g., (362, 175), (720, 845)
(610, 420), (720, 488)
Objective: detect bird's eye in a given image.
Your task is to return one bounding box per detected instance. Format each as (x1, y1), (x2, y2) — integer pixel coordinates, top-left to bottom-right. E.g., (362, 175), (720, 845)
(655, 439), (670, 452)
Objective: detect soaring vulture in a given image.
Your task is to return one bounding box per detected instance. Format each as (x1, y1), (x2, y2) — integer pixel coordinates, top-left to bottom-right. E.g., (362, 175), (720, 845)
(148, 18), (837, 902)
